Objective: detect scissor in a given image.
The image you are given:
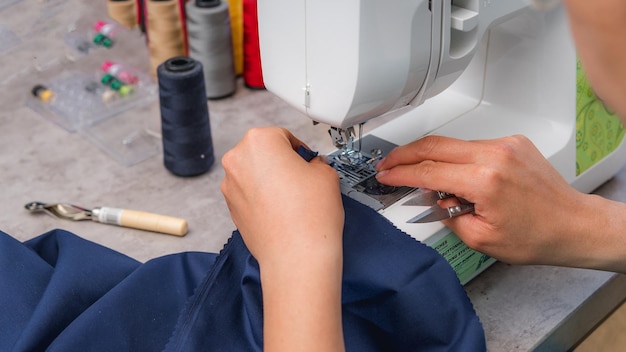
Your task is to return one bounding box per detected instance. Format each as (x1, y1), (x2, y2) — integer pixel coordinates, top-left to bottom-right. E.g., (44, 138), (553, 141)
(403, 190), (475, 223)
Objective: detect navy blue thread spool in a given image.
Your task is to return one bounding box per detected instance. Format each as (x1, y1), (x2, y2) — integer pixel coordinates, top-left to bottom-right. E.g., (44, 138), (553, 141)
(158, 56), (215, 176)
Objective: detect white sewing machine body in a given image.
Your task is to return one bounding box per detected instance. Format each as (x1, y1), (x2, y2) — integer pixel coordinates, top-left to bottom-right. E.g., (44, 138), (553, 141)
(257, 0), (626, 283)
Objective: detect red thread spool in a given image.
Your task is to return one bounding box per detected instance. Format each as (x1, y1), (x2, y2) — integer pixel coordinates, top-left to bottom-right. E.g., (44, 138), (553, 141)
(243, 0), (264, 89)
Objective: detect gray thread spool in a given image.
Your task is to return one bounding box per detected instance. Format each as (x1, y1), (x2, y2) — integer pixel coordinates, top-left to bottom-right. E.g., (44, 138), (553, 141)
(185, 0), (237, 99)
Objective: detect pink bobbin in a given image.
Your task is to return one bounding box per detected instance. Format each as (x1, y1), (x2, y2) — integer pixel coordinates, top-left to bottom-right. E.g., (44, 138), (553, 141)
(102, 61), (138, 85)
(102, 61), (115, 73)
(93, 21), (108, 32)
(94, 21), (117, 38)
(106, 62), (123, 76)
(118, 71), (138, 85)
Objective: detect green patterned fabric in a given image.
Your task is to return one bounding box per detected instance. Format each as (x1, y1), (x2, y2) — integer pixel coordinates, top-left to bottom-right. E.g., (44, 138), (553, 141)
(576, 59), (625, 175)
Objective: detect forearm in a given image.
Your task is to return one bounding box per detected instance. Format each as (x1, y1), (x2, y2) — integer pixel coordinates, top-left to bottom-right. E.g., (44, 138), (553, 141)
(554, 193), (626, 273)
(260, 239), (345, 352)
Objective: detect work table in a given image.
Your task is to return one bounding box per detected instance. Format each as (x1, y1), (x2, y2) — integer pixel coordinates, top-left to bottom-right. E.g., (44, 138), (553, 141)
(2, 0), (625, 350)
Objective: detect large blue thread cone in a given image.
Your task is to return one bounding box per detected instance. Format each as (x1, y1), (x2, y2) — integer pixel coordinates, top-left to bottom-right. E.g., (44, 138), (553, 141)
(158, 56), (215, 177)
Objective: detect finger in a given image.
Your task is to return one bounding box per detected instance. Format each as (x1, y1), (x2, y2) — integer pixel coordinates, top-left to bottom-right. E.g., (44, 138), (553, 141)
(376, 135), (488, 171)
(240, 127), (305, 158)
(441, 215), (487, 252)
(273, 127), (312, 152)
(376, 161), (477, 198)
(437, 196), (482, 242)
(310, 155), (331, 165)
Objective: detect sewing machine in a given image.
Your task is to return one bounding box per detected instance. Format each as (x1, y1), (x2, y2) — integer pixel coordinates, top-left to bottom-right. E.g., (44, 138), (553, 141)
(257, 0), (626, 283)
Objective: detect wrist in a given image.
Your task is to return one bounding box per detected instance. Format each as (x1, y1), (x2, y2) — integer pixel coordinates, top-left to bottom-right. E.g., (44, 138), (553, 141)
(554, 193), (626, 273)
(255, 225), (343, 270)
(259, 238), (343, 287)
(259, 236), (344, 352)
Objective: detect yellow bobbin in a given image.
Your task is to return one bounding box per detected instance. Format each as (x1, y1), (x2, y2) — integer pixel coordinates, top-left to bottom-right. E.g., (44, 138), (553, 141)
(39, 89), (54, 102)
(119, 85), (134, 97)
(32, 85), (55, 102)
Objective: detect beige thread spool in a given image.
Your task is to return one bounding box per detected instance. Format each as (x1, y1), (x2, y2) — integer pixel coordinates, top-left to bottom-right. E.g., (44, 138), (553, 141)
(106, 0), (138, 29)
(145, 0), (187, 76)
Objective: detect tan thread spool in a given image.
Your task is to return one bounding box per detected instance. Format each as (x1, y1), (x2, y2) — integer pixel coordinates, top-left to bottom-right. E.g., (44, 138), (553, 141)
(145, 0), (187, 76)
(106, 0), (138, 29)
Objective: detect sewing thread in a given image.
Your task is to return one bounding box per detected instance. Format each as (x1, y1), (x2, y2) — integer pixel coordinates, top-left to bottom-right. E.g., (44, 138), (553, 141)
(106, 0), (138, 29)
(145, 0), (187, 76)
(225, 0), (243, 75)
(243, 0), (264, 89)
(157, 56), (215, 176)
(186, 0), (236, 99)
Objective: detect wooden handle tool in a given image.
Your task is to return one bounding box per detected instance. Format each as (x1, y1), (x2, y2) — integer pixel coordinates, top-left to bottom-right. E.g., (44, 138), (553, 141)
(92, 207), (188, 236)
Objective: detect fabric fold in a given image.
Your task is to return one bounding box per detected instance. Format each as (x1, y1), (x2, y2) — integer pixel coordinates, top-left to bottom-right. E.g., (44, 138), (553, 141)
(164, 195), (485, 351)
(0, 195), (485, 351)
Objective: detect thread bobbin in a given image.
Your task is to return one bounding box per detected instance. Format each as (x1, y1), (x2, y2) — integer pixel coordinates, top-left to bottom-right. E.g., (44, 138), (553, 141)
(106, 0), (138, 29)
(225, 0), (243, 75)
(157, 56), (215, 177)
(243, 0), (264, 89)
(145, 0), (188, 76)
(186, 0), (236, 99)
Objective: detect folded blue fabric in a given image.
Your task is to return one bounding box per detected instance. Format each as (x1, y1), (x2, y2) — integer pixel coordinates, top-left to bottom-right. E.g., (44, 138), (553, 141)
(164, 195), (486, 351)
(0, 229), (215, 352)
(0, 197), (485, 351)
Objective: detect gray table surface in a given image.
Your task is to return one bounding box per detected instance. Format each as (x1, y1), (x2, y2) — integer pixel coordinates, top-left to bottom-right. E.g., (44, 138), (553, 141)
(2, 1), (625, 350)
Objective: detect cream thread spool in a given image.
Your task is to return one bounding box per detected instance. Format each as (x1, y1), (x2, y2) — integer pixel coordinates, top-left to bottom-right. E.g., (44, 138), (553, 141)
(145, 0), (187, 76)
(106, 0), (138, 29)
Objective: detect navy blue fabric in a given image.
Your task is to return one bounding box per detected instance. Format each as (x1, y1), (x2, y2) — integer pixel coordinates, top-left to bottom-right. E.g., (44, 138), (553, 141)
(164, 195), (486, 351)
(0, 229), (215, 352)
(0, 230), (140, 351)
(0, 197), (485, 351)
(296, 145), (319, 161)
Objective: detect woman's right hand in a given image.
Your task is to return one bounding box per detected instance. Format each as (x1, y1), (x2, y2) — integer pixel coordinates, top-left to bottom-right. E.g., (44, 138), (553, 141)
(375, 134), (626, 271)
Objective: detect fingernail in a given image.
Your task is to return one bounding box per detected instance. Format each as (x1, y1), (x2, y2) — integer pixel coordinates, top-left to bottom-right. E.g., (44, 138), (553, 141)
(376, 169), (389, 179)
(375, 157), (386, 171)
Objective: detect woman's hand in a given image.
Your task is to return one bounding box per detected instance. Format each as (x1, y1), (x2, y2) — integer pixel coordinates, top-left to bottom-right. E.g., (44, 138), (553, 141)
(221, 127), (345, 352)
(375, 135), (601, 268)
(221, 127), (344, 265)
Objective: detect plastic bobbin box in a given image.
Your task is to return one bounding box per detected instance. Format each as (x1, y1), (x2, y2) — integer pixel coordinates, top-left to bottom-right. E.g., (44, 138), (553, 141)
(28, 63), (162, 166)
(63, 19), (128, 60)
